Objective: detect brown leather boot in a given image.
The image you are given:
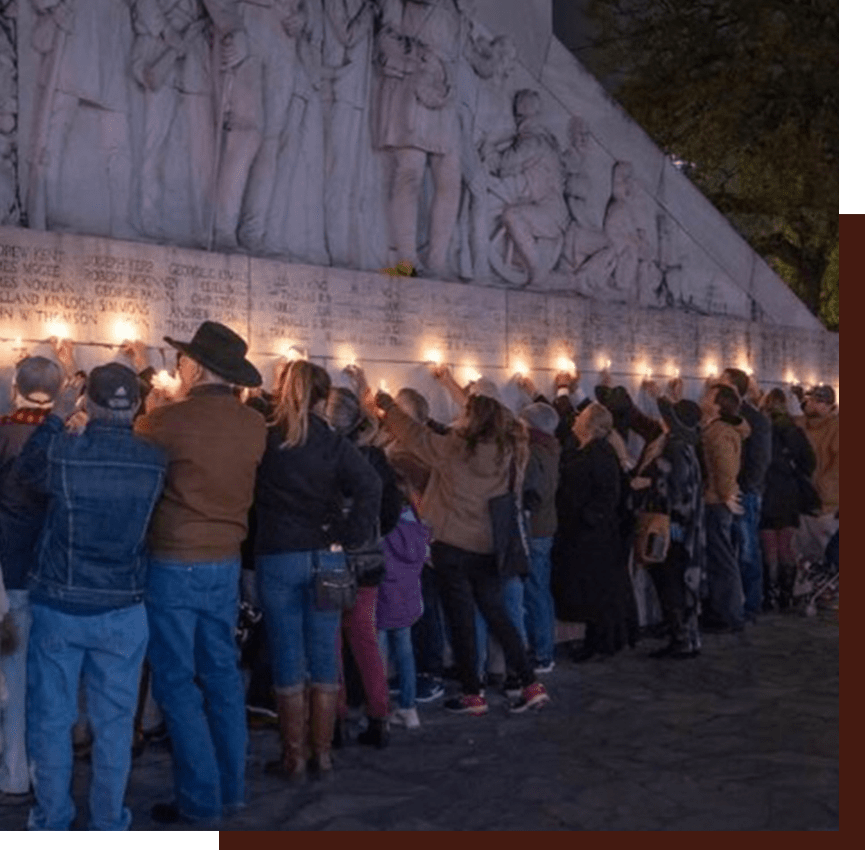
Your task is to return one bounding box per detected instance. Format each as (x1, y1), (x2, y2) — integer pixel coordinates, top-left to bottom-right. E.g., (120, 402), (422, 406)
(308, 685), (339, 776)
(265, 688), (308, 780)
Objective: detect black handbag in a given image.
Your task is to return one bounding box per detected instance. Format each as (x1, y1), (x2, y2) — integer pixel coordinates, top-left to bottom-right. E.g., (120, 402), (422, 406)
(313, 547), (357, 612)
(489, 457), (531, 578)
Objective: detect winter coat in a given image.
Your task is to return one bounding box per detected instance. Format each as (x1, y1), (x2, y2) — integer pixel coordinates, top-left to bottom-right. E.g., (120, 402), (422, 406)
(551, 437), (622, 624)
(523, 429), (560, 538)
(380, 403), (526, 555)
(254, 414), (381, 554)
(376, 504), (430, 630)
(701, 415), (751, 505)
(738, 402), (772, 495)
(795, 410), (839, 514)
(761, 412), (816, 530)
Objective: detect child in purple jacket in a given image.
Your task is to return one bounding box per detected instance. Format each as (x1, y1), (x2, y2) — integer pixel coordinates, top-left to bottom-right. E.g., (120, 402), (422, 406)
(377, 500), (430, 729)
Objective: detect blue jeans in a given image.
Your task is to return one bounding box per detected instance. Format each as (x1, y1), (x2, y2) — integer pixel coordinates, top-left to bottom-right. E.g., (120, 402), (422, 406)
(256, 551), (342, 688)
(378, 627), (416, 709)
(474, 576), (527, 679)
(734, 493), (763, 617)
(705, 504), (745, 628)
(146, 558), (247, 821)
(26, 602), (147, 830)
(524, 536), (555, 665)
(0, 589), (31, 794)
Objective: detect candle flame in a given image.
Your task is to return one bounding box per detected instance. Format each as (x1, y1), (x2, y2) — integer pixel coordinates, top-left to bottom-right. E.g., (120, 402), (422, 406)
(556, 355), (575, 373)
(705, 361), (718, 378)
(153, 369), (182, 397)
(46, 321), (70, 341)
(379, 378), (390, 394)
(424, 348), (443, 366)
(335, 345), (357, 370)
(113, 318), (136, 344)
(513, 359), (529, 377)
(464, 366), (482, 383)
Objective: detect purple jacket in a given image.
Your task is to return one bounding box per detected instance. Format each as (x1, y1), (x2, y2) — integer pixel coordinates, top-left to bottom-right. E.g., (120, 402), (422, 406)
(376, 505), (430, 630)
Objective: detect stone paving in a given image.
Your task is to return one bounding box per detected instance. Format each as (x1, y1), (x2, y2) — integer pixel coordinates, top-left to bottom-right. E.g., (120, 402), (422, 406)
(0, 609), (838, 831)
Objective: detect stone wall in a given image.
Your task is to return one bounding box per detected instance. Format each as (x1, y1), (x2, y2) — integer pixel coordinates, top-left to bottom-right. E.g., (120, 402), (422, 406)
(0, 226), (839, 419)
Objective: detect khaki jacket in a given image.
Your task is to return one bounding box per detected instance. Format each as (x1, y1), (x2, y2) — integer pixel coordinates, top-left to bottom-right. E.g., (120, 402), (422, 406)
(795, 411), (839, 513)
(135, 385), (266, 562)
(381, 404), (526, 555)
(701, 416), (751, 505)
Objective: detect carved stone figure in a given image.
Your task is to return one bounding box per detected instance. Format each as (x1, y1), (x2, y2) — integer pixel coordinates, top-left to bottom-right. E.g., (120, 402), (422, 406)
(203, 0), (305, 253)
(264, 0), (329, 264)
(456, 31), (516, 280)
(131, 0), (213, 244)
(600, 160), (659, 297)
(26, 0), (134, 235)
(320, 0), (378, 267)
(485, 88), (568, 287)
(372, 0), (471, 278)
(560, 115), (609, 282)
(0, 13), (17, 225)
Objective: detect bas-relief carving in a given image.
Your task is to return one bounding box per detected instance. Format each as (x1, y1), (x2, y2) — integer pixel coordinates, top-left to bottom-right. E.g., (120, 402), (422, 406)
(0, 7), (16, 225)
(0, 2), (829, 327)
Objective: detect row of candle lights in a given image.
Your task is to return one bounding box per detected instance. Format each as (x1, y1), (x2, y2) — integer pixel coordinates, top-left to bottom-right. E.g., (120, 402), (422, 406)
(2, 325), (829, 393)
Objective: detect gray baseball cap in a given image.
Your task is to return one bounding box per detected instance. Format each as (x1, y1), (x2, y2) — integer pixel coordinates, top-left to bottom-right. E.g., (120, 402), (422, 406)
(15, 356), (63, 404)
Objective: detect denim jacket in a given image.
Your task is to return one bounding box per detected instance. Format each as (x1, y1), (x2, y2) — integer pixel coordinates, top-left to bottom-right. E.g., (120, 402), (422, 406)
(14, 415), (167, 612)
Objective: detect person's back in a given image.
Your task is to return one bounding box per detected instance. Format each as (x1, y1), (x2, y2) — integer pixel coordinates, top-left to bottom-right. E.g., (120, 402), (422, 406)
(136, 388), (266, 560)
(22, 416), (166, 611)
(17, 362), (167, 831)
(134, 321), (266, 826)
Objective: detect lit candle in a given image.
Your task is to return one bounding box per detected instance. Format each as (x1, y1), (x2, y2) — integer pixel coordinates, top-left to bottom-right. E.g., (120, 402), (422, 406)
(556, 355), (575, 373)
(113, 318), (136, 344)
(46, 320), (70, 341)
(464, 366), (482, 383)
(424, 348), (443, 366)
(379, 378), (390, 394)
(336, 345), (357, 370)
(513, 358), (529, 377)
(705, 361), (718, 379)
(597, 355), (610, 370)
(13, 336), (22, 350)
(672, 366), (680, 379)
(281, 342), (306, 361)
(785, 370), (798, 385)
(641, 365), (653, 380)
(153, 369), (182, 397)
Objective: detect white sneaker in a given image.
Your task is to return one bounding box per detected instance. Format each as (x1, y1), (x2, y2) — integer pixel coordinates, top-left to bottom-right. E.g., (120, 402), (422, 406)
(391, 707), (421, 729)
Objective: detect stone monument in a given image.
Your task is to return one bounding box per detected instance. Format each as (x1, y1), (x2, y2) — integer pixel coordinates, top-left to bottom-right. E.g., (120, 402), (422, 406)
(0, 0), (838, 418)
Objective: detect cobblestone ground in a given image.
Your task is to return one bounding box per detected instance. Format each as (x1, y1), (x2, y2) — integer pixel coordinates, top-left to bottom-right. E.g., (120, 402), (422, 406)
(1, 609), (838, 831)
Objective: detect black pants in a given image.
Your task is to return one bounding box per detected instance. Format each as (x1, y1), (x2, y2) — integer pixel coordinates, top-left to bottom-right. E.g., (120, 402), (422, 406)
(412, 563), (446, 678)
(431, 541), (534, 696)
(648, 541), (688, 644)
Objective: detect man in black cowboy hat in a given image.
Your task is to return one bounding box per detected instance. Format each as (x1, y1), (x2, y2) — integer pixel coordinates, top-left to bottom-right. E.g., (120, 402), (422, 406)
(135, 321), (267, 825)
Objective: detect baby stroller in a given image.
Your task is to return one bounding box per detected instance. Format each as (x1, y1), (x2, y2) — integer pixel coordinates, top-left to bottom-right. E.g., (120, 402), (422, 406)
(794, 528), (839, 616)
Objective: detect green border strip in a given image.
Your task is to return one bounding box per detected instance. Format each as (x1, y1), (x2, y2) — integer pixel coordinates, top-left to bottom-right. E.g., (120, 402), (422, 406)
(3, 831), (219, 850)
(838, 0), (865, 214)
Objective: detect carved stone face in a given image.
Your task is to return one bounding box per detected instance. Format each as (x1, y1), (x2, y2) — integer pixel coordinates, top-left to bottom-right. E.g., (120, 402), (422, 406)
(279, 0), (307, 38)
(568, 116), (590, 150)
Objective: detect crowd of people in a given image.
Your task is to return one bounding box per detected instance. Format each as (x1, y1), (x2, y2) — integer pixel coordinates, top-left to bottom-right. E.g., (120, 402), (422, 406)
(0, 320), (839, 830)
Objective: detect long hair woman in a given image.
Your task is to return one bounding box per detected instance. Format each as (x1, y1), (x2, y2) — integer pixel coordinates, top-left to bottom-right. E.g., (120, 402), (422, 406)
(370, 385), (549, 715)
(254, 361), (381, 779)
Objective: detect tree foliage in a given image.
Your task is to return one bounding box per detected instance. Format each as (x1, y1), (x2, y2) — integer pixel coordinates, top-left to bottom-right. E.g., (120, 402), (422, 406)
(575, 0), (838, 330)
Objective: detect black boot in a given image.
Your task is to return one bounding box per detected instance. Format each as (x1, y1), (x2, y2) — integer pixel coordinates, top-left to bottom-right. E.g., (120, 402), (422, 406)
(356, 717), (390, 749)
(778, 563), (796, 611)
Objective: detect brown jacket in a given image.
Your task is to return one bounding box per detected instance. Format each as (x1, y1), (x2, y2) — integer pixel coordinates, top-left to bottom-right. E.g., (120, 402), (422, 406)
(795, 411), (839, 513)
(381, 404), (526, 555)
(135, 385), (266, 562)
(701, 416), (751, 505)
